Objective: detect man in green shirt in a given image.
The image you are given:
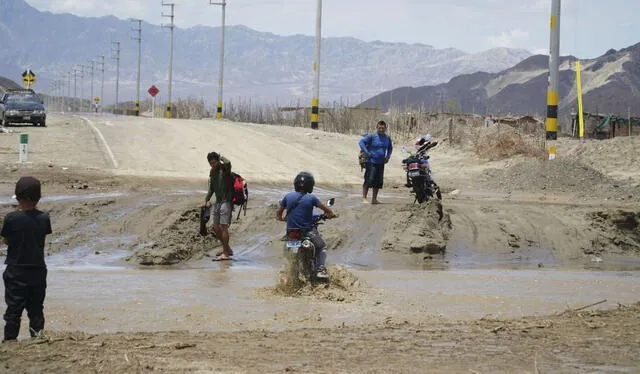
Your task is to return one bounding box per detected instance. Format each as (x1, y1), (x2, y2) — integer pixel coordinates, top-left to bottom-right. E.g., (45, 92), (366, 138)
(204, 152), (234, 260)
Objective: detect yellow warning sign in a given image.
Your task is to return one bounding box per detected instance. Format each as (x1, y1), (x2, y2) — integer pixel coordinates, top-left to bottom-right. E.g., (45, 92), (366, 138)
(22, 69), (36, 88)
(94, 97), (101, 103)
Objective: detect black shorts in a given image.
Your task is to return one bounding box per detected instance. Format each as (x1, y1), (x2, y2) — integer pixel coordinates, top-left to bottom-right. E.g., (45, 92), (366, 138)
(363, 163), (385, 189)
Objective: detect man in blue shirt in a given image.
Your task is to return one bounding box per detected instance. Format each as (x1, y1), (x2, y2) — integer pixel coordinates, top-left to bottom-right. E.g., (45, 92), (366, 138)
(276, 172), (337, 280)
(359, 120), (393, 204)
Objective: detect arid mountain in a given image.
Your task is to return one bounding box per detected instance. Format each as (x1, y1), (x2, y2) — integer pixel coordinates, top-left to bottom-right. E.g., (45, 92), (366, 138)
(0, 0), (530, 104)
(361, 43), (640, 117)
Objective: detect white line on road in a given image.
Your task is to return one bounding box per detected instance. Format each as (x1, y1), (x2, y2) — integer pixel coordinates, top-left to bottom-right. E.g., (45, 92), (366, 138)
(77, 115), (119, 168)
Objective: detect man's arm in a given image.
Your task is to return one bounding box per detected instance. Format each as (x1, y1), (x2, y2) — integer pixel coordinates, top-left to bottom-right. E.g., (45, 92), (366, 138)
(386, 137), (393, 160)
(1, 216), (9, 244)
(204, 175), (214, 206)
(318, 203), (337, 219)
(275, 206), (285, 221)
(359, 135), (372, 154)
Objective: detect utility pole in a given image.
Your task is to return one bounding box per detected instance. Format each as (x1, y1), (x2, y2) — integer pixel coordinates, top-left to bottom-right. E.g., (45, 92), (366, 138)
(73, 65), (84, 112)
(111, 41), (121, 113)
(67, 71), (71, 111)
(97, 55), (105, 112)
(311, 0), (322, 130)
(60, 78), (65, 112)
(130, 19), (143, 116)
(79, 65), (86, 112)
(545, 0), (561, 159)
(209, 0), (226, 119)
(162, 1), (176, 119)
(87, 59), (95, 112)
(72, 66), (80, 111)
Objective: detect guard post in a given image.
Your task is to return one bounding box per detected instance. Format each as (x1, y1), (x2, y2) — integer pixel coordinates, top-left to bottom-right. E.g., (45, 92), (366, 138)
(19, 134), (28, 163)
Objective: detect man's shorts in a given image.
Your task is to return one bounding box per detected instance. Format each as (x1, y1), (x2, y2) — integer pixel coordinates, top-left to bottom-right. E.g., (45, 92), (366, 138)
(212, 201), (233, 226)
(363, 163), (385, 189)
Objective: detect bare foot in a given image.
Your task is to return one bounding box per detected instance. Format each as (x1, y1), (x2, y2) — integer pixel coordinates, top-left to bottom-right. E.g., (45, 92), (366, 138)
(371, 199), (381, 204)
(361, 198), (370, 204)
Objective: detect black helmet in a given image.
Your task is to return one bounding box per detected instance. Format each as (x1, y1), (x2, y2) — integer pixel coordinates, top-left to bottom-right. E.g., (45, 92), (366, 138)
(294, 171), (315, 193)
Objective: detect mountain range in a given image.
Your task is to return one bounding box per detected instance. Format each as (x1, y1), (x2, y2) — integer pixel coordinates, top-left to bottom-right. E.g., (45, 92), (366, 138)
(361, 43), (640, 116)
(0, 0), (531, 105)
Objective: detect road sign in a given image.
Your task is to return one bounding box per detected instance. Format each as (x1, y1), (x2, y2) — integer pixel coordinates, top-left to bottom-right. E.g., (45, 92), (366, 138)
(94, 97), (101, 103)
(22, 69), (36, 88)
(148, 85), (159, 97)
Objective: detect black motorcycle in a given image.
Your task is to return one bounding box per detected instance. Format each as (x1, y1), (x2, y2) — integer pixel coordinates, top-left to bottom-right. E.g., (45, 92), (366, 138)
(284, 198), (336, 283)
(401, 141), (442, 204)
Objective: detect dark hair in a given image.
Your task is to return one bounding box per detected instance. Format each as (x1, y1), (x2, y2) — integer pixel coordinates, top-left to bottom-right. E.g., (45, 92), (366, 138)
(377, 120), (387, 127)
(15, 176), (41, 203)
(207, 152), (220, 162)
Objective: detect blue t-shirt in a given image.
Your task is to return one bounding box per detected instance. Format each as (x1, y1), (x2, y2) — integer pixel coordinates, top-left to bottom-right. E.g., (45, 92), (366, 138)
(359, 133), (393, 165)
(280, 192), (321, 230)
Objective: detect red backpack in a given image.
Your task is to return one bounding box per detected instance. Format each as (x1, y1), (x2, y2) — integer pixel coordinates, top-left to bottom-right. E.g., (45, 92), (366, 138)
(230, 172), (248, 219)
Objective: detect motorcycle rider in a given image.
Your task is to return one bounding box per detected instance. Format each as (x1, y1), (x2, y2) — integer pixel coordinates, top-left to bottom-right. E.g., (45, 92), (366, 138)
(275, 172), (337, 280)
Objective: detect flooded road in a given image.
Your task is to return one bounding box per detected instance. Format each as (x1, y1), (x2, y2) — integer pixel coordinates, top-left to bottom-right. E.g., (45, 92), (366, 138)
(4, 266), (637, 338)
(1, 187), (639, 339)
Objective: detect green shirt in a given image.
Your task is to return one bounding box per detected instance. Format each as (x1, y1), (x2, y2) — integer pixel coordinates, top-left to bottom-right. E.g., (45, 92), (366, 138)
(205, 155), (232, 203)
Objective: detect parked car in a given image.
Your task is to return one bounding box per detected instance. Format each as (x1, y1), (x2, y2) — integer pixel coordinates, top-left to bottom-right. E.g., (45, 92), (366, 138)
(0, 89), (47, 127)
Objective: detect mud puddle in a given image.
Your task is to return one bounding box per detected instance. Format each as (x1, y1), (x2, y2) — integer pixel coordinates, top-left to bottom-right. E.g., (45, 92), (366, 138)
(1, 267), (638, 339)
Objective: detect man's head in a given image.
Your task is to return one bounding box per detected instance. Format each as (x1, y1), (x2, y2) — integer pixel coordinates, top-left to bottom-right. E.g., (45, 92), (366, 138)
(15, 176), (41, 204)
(207, 152), (220, 168)
(293, 172), (315, 193)
(376, 120), (388, 134)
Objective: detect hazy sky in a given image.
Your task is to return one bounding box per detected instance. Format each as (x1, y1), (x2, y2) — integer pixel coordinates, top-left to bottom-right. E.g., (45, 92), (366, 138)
(25, 0), (640, 58)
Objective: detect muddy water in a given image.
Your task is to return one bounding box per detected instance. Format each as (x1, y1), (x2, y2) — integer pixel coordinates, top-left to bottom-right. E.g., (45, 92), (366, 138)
(1, 188), (639, 337)
(7, 267), (639, 337)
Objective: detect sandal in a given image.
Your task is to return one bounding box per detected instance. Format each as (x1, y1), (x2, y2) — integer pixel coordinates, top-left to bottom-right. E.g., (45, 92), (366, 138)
(212, 254), (233, 261)
(215, 250), (234, 257)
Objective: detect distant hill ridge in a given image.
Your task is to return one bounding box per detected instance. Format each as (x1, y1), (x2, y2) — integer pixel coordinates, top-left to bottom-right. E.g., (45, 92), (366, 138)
(0, 0), (530, 104)
(360, 42), (640, 116)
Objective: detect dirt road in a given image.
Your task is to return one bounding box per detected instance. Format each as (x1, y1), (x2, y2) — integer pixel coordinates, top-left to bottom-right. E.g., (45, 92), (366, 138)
(0, 114), (639, 373)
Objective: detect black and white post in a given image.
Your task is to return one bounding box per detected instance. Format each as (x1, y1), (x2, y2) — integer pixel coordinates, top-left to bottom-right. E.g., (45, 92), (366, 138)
(162, 1), (176, 119)
(130, 19), (143, 116)
(311, 0), (322, 130)
(209, 0), (226, 119)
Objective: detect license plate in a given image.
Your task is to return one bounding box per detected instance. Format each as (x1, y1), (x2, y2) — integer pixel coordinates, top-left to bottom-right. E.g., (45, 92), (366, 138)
(23, 116), (31, 120)
(286, 240), (301, 248)
(408, 170), (420, 177)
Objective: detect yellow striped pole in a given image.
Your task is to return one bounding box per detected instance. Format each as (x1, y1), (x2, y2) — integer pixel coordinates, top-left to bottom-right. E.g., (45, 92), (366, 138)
(311, 0), (322, 130)
(546, 0), (561, 160)
(576, 61), (585, 141)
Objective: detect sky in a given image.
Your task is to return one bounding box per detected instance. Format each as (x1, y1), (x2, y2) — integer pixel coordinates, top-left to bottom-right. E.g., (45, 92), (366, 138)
(24, 0), (640, 59)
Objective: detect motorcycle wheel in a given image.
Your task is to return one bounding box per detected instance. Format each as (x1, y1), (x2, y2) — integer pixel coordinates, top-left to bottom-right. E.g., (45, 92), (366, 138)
(413, 182), (427, 204)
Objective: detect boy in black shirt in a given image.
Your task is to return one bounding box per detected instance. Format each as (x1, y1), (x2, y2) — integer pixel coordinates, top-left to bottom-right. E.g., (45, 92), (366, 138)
(1, 176), (52, 342)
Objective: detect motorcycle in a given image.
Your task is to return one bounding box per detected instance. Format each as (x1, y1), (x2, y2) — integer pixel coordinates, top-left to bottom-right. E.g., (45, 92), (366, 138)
(401, 140), (442, 204)
(284, 198), (335, 283)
